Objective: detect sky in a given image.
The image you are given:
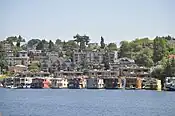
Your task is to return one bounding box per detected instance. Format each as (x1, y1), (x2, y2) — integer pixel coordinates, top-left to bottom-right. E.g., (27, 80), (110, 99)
(0, 0), (175, 44)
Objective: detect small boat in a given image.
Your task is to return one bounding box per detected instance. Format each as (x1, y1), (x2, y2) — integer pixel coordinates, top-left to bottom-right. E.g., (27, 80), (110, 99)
(164, 77), (175, 91)
(0, 83), (3, 88)
(166, 84), (175, 91)
(7, 85), (18, 89)
(23, 85), (31, 89)
(125, 85), (136, 90)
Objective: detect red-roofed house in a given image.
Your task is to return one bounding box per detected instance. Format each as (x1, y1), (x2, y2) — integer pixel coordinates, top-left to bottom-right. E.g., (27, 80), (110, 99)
(168, 55), (175, 59)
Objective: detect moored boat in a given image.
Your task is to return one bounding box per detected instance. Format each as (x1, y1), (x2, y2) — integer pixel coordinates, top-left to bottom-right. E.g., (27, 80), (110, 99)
(164, 77), (175, 91)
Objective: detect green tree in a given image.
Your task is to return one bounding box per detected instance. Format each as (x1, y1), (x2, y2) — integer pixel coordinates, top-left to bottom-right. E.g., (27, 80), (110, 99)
(48, 40), (54, 51)
(62, 41), (67, 51)
(73, 34), (89, 51)
(171, 58), (175, 76)
(119, 41), (131, 58)
(18, 35), (25, 42)
(55, 39), (62, 45)
(63, 40), (79, 59)
(107, 43), (117, 51)
(6, 36), (18, 44)
(27, 39), (41, 48)
(0, 42), (4, 52)
(100, 36), (105, 49)
(21, 44), (27, 50)
(83, 35), (90, 45)
(16, 41), (20, 47)
(28, 63), (40, 72)
(36, 41), (44, 50)
(6, 35), (25, 44)
(102, 52), (110, 70)
(153, 37), (168, 64)
(164, 58), (175, 77)
(0, 52), (7, 73)
(135, 53), (153, 67)
(151, 67), (164, 83)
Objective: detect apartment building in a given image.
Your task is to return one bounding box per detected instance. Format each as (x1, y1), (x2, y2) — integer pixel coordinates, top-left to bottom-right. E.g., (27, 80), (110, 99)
(73, 51), (118, 65)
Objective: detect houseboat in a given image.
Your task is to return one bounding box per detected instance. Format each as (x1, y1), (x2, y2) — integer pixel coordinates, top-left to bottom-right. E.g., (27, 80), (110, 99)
(125, 77), (142, 90)
(86, 77), (104, 89)
(142, 78), (162, 91)
(50, 78), (68, 89)
(3, 77), (15, 88)
(12, 71), (52, 89)
(164, 77), (175, 91)
(31, 78), (44, 88)
(67, 78), (81, 89)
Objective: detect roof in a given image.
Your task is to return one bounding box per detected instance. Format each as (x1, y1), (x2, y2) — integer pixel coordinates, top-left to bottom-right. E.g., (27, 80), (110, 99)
(117, 57), (135, 63)
(15, 65), (27, 68)
(18, 50), (27, 53)
(168, 54), (175, 59)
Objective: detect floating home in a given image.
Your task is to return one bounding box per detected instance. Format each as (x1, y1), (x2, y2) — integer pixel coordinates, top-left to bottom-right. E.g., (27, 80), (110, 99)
(142, 78), (162, 91)
(86, 78), (104, 89)
(54, 71), (87, 89)
(50, 78), (68, 89)
(67, 77), (87, 89)
(3, 71), (52, 89)
(103, 78), (120, 89)
(4, 77), (14, 88)
(86, 70), (120, 89)
(124, 77), (142, 89)
(164, 77), (175, 91)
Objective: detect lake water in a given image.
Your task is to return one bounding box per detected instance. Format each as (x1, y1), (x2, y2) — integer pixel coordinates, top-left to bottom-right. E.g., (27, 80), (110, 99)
(0, 89), (175, 116)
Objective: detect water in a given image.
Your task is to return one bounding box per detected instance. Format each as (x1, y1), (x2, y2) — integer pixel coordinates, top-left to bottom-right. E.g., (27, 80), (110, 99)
(0, 89), (175, 116)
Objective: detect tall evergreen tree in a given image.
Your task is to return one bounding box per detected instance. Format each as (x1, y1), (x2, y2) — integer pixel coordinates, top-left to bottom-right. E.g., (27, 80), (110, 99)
(48, 40), (54, 51)
(36, 41), (44, 50)
(16, 41), (20, 47)
(100, 36), (105, 49)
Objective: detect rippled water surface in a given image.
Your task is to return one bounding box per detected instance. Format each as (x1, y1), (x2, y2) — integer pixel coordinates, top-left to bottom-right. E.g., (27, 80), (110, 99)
(0, 89), (175, 116)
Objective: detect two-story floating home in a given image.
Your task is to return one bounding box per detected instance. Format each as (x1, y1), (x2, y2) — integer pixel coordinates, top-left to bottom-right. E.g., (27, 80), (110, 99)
(120, 66), (150, 89)
(164, 77), (175, 91)
(104, 78), (120, 89)
(50, 78), (68, 89)
(86, 70), (120, 89)
(31, 72), (51, 88)
(67, 76), (87, 89)
(4, 71), (51, 89)
(54, 71), (86, 89)
(3, 77), (14, 88)
(86, 77), (104, 89)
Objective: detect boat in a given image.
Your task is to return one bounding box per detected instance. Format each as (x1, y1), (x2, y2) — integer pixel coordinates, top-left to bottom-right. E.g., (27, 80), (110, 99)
(164, 77), (175, 91)
(0, 83), (3, 88)
(22, 84), (31, 89)
(165, 83), (175, 91)
(167, 87), (175, 91)
(6, 85), (18, 89)
(125, 85), (136, 90)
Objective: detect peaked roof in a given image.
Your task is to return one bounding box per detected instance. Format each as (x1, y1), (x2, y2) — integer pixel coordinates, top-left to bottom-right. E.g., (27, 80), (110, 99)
(168, 54), (175, 59)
